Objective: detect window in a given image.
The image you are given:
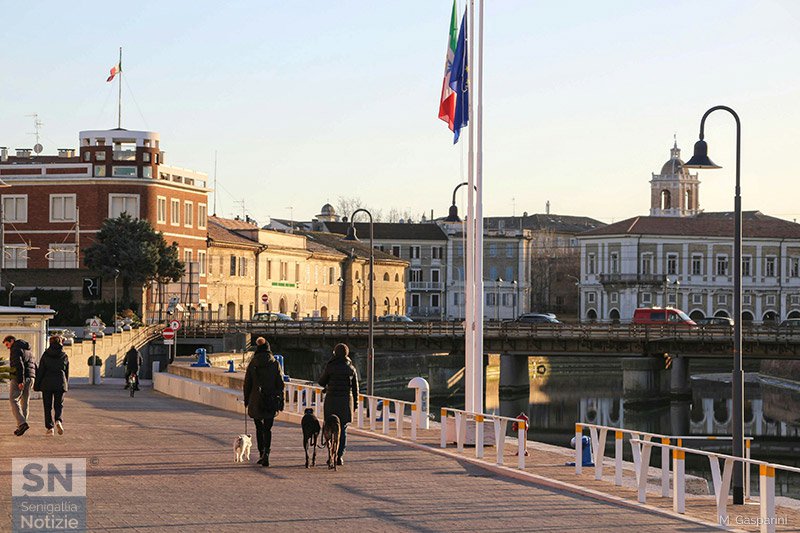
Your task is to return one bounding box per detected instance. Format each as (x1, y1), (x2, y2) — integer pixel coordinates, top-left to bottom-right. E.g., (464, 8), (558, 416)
(183, 201), (193, 227)
(184, 250), (193, 264)
(502, 293), (515, 306)
(239, 257), (248, 277)
(587, 292), (596, 303)
(506, 243), (514, 258)
(432, 246), (443, 260)
(766, 294), (776, 306)
(486, 293), (497, 306)
(610, 252), (619, 274)
(6, 245), (27, 268)
(410, 269), (423, 282)
(96, 151), (106, 161)
(111, 166), (137, 177)
(94, 165), (106, 177)
(692, 255), (703, 276)
(142, 167), (152, 178)
(157, 197), (167, 224)
(489, 244), (497, 257)
(198, 251), (206, 276)
(108, 194), (139, 218)
(280, 261), (288, 280)
(505, 267), (514, 281)
(667, 254), (678, 275)
(453, 292), (462, 305)
(641, 293), (652, 304)
(2, 195), (28, 223)
(792, 258), (800, 278)
(83, 152), (90, 162)
(49, 194), (76, 222)
(692, 293), (703, 305)
(640, 254), (652, 275)
(489, 266), (498, 280)
(410, 246), (420, 259)
(716, 255), (729, 276)
(742, 256), (752, 277)
(171, 199), (180, 225)
(454, 267), (464, 281)
(48, 244), (78, 269)
(198, 204), (207, 229)
(230, 256), (237, 276)
(456, 244), (463, 257)
(743, 294), (752, 306)
(392, 246), (401, 257)
(765, 257), (776, 277)
(431, 294), (440, 308)
(431, 269), (440, 283)
(667, 293), (676, 305)
(610, 292), (618, 304)
(791, 294), (800, 306)
(588, 253), (596, 275)
(718, 293), (728, 305)
(411, 294), (420, 307)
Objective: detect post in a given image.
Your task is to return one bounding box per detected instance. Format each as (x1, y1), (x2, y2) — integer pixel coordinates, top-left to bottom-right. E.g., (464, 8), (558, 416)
(673, 439), (685, 514)
(759, 465), (776, 533)
(661, 437), (671, 497)
(475, 414), (484, 459)
(440, 408), (447, 448)
(615, 430), (623, 485)
(517, 418), (526, 470)
(411, 403), (417, 442)
(382, 399), (390, 435)
(494, 418), (507, 465)
(357, 395), (364, 429)
(575, 424), (583, 474)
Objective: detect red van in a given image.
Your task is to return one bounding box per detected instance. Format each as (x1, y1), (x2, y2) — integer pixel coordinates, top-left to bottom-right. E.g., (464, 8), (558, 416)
(632, 307), (696, 327)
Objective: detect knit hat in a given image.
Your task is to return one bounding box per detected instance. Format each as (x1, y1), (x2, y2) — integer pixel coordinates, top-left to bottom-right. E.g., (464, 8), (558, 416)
(333, 343), (349, 358)
(256, 337), (270, 351)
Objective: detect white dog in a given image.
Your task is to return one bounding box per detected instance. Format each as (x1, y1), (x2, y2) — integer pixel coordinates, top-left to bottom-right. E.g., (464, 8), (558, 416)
(234, 434), (252, 463)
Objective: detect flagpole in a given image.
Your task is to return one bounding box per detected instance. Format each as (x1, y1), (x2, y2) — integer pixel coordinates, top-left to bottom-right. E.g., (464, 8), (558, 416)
(465, 0), (477, 413)
(118, 47), (123, 129)
(473, 0), (485, 415)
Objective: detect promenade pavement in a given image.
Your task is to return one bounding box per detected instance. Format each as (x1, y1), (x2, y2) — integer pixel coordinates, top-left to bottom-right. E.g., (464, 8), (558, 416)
(1, 385), (719, 532)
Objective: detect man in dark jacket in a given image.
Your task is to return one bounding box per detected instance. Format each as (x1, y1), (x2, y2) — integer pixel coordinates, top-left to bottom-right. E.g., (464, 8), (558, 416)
(318, 343), (359, 466)
(3, 335), (36, 436)
(243, 337), (284, 466)
(124, 346), (143, 390)
(34, 336), (70, 436)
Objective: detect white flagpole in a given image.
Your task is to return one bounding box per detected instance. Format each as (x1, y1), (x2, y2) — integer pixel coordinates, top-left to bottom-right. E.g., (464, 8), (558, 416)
(117, 47), (123, 129)
(464, 0), (476, 413)
(473, 0), (485, 415)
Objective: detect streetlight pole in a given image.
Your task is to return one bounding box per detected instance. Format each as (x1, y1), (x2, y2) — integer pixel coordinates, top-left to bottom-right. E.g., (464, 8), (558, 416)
(345, 209), (375, 396)
(7, 282), (15, 306)
(336, 276), (344, 321)
(512, 280), (518, 318)
(495, 277), (503, 321)
(313, 288), (318, 316)
(684, 105), (744, 505)
(114, 269), (120, 332)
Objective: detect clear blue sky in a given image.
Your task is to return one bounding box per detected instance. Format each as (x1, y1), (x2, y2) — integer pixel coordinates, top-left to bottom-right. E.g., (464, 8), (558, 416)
(1, 1), (798, 224)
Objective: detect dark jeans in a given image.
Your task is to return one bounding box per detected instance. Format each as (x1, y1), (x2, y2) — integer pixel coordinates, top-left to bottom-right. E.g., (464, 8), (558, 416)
(42, 391), (64, 429)
(253, 417), (275, 455)
(338, 422), (349, 459)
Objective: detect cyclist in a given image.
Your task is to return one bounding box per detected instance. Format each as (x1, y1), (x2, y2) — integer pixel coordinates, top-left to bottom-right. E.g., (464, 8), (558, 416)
(123, 346), (142, 391)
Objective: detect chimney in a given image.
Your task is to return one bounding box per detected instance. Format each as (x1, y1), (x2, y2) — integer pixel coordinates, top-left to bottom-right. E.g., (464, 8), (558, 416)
(58, 148), (75, 158)
(16, 148), (32, 158)
(430, 209), (434, 221)
(546, 200), (550, 215)
(0, 147), (7, 162)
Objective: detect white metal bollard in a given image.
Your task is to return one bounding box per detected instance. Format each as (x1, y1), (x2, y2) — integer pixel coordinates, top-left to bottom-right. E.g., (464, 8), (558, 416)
(357, 395), (364, 429)
(494, 418), (507, 466)
(455, 412), (464, 451)
(411, 403), (418, 442)
(475, 414), (484, 459)
(440, 408), (447, 448)
(395, 401), (404, 438)
(287, 384), (295, 412)
(575, 424), (583, 474)
(673, 442), (685, 514)
(369, 398), (377, 431)
(591, 427), (608, 481)
(745, 439), (751, 501)
(637, 442), (653, 503)
(661, 438), (671, 497)
(382, 400), (390, 435)
(615, 431), (623, 486)
(295, 386), (303, 413)
(517, 419), (527, 470)
(759, 465), (776, 533)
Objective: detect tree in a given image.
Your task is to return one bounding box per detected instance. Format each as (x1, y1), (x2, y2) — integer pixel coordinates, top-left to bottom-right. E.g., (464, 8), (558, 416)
(83, 214), (185, 303)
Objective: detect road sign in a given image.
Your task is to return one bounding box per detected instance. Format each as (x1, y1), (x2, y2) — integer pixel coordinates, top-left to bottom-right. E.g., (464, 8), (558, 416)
(261, 293), (269, 304)
(88, 318), (102, 333)
(164, 339), (174, 345)
(162, 327), (174, 340)
(169, 320), (181, 331)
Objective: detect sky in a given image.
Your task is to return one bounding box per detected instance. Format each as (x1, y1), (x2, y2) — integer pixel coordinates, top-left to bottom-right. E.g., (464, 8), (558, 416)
(1, 0), (799, 225)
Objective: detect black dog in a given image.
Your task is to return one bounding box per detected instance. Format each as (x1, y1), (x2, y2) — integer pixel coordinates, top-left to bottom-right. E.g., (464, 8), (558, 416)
(302, 408), (321, 468)
(321, 414), (341, 471)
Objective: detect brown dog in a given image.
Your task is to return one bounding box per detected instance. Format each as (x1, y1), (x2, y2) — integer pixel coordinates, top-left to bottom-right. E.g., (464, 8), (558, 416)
(320, 414), (341, 470)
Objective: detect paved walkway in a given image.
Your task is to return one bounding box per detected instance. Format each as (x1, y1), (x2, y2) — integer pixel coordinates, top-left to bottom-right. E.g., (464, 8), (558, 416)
(1, 385), (718, 532)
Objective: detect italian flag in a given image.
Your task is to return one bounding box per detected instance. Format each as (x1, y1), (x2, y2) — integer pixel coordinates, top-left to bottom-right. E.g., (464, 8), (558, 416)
(438, 1), (458, 131)
(106, 63), (121, 82)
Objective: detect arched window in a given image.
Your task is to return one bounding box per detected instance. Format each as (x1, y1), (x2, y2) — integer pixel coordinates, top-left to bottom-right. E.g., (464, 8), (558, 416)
(689, 310), (705, 321)
(609, 309), (620, 324)
(395, 273), (400, 282)
(586, 309), (597, 322)
(661, 190), (671, 210)
(741, 311), (754, 322)
(383, 273), (390, 281)
(384, 297), (390, 315)
(714, 310), (730, 318)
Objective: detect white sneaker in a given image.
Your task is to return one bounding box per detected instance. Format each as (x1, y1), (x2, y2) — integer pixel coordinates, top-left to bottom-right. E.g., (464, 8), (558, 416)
(56, 421), (64, 435)
(46, 428), (54, 436)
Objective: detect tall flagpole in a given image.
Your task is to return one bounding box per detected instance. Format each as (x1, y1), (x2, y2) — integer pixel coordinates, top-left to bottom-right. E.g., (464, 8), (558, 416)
(473, 0), (485, 414)
(464, 0), (476, 412)
(117, 47), (123, 129)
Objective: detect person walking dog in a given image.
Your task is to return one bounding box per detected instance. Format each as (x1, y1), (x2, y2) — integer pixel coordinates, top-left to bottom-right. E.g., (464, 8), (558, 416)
(243, 337), (284, 467)
(4, 335), (36, 436)
(34, 335), (70, 436)
(318, 343), (359, 466)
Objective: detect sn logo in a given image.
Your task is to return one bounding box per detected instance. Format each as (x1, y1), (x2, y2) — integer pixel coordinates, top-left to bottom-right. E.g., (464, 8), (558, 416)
(12, 459), (86, 497)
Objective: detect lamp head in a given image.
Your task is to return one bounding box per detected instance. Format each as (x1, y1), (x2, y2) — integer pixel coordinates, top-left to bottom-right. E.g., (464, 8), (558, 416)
(444, 204), (461, 222)
(684, 139), (722, 169)
(343, 225), (359, 241)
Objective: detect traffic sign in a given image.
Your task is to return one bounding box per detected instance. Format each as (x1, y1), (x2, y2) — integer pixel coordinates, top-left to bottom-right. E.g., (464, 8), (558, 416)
(261, 293), (269, 304)
(88, 318), (102, 333)
(162, 327), (175, 340)
(169, 320), (181, 331)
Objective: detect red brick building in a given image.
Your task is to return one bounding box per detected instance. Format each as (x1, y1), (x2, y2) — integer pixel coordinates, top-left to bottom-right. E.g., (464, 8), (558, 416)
(0, 128), (210, 316)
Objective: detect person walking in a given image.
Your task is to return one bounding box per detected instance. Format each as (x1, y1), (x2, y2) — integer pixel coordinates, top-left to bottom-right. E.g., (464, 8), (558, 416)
(318, 343), (359, 466)
(4, 335), (36, 436)
(243, 337), (284, 467)
(124, 345), (142, 390)
(34, 335), (70, 436)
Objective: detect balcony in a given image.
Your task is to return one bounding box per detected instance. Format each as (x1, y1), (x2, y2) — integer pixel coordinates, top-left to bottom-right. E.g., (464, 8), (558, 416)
(408, 306), (442, 317)
(112, 150), (136, 161)
(598, 273), (666, 286)
(408, 281), (444, 291)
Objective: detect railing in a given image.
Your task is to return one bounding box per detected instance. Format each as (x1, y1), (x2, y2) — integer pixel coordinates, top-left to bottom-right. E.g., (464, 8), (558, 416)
(407, 281), (444, 291)
(628, 438), (800, 533)
(356, 394), (418, 441)
(575, 423), (753, 499)
(440, 408), (528, 469)
(283, 380), (326, 419)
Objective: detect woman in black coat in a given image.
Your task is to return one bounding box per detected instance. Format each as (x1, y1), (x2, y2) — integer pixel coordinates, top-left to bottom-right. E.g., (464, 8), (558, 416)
(318, 343), (359, 466)
(243, 337), (284, 466)
(34, 336), (70, 436)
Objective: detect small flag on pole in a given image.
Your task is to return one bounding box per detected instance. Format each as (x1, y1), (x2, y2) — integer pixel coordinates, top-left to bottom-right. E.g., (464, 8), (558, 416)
(438, 0), (458, 132)
(449, 12), (469, 144)
(106, 63), (121, 82)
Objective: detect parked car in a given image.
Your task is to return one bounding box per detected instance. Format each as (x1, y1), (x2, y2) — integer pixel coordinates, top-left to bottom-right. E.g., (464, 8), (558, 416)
(515, 313), (561, 325)
(251, 312), (294, 322)
(694, 317), (734, 328)
(778, 319), (800, 332)
(378, 315), (414, 323)
(632, 307), (696, 327)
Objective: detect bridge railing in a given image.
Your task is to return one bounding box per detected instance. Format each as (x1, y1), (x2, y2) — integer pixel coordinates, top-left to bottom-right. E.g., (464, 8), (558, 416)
(628, 438), (800, 532)
(356, 393), (419, 441)
(440, 407), (529, 469)
(283, 380), (326, 419)
(575, 423), (754, 499)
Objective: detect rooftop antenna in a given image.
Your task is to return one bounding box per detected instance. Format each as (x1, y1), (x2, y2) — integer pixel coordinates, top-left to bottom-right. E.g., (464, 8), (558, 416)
(27, 113), (44, 153)
(233, 199), (246, 219)
(512, 197), (516, 217)
(213, 151), (218, 216)
(286, 206), (294, 234)
(546, 200), (550, 215)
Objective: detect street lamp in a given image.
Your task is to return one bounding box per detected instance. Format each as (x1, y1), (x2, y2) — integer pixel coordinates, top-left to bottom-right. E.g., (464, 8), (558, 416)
(444, 182), (469, 222)
(495, 277), (503, 321)
(344, 208), (375, 396)
(114, 269), (121, 332)
(663, 277), (679, 308)
(511, 280), (519, 319)
(336, 276), (344, 321)
(683, 105), (744, 504)
(7, 282), (15, 306)
(313, 288), (319, 315)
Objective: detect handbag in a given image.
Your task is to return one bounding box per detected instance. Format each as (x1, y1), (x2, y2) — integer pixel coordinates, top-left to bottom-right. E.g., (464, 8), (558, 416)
(260, 389), (284, 414)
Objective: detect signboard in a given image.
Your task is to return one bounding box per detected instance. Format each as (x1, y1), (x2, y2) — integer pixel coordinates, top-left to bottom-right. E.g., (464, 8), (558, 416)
(82, 278), (101, 300)
(169, 320), (181, 331)
(261, 293), (269, 304)
(88, 318), (103, 333)
(162, 327), (174, 340)
(163, 339), (174, 346)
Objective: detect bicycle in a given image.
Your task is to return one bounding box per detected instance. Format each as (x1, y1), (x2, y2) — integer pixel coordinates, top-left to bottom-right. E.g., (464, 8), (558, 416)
(127, 372), (139, 397)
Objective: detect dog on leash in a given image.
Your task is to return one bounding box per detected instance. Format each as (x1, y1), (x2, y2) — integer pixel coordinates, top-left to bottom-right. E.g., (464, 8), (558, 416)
(234, 434), (253, 463)
(301, 408), (321, 468)
(321, 414), (341, 470)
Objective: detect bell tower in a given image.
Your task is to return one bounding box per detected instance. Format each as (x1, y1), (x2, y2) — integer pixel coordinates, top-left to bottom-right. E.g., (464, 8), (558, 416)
(649, 139), (700, 217)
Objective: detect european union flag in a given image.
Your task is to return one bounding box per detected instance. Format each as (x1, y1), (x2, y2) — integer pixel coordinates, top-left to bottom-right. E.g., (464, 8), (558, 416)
(449, 12), (468, 144)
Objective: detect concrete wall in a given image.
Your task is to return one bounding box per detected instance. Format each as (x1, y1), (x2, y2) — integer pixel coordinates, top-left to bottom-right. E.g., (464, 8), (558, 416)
(63, 325), (161, 378)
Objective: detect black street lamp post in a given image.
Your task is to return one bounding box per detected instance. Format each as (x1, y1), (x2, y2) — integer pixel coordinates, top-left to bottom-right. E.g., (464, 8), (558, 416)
(512, 280), (519, 318)
(683, 105), (744, 504)
(344, 209), (375, 396)
(337, 276), (344, 321)
(495, 277), (503, 321)
(313, 288), (318, 315)
(114, 269), (120, 332)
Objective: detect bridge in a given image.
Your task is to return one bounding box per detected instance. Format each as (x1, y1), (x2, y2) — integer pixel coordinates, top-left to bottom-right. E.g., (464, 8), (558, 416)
(177, 320), (800, 359)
